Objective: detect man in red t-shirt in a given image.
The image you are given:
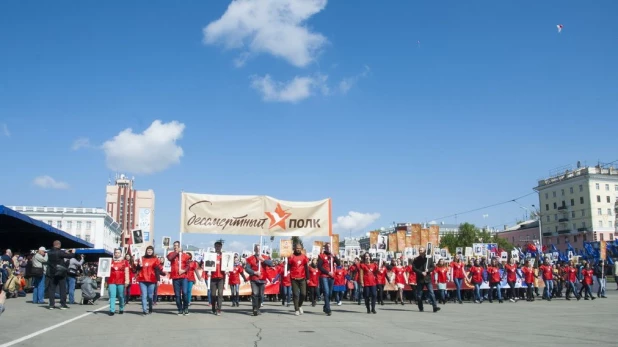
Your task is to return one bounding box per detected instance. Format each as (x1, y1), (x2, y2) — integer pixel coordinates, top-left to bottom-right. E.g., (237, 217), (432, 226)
(210, 241), (226, 315)
(317, 243), (340, 316)
(288, 243), (309, 316)
(539, 259), (554, 301)
(166, 241), (191, 315)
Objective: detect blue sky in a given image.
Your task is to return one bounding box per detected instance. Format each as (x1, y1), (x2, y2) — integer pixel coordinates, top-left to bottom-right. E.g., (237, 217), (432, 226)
(1, 0), (617, 253)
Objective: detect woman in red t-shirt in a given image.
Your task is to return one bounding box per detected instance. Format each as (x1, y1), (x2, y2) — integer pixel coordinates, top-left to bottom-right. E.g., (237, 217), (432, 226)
(449, 255), (465, 304)
(228, 254), (247, 307)
(468, 259), (484, 303)
(135, 246), (162, 315)
(278, 262), (292, 307)
(392, 259), (407, 305)
(108, 248), (129, 316)
(359, 253), (378, 314)
(521, 260), (537, 302)
(186, 253), (198, 306)
(435, 259), (449, 305)
(581, 263), (595, 300)
(375, 259), (387, 305)
(504, 258), (519, 302)
(406, 262), (417, 304)
(307, 258), (320, 307)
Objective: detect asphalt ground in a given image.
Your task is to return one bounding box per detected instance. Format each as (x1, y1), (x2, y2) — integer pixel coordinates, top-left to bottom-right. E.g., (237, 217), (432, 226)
(1, 288), (618, 347)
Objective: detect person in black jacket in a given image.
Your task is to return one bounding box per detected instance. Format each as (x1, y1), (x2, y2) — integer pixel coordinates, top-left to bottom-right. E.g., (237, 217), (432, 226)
(595, 260), (608, 298)
(46, 240), (76, 310)
(412, 247), (440, 313)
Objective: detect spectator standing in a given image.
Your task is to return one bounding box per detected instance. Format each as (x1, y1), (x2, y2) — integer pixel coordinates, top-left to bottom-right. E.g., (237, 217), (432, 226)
(67, 252), (85, 304)
(31, 247), (48, 304)
(46, 240), (76, 310)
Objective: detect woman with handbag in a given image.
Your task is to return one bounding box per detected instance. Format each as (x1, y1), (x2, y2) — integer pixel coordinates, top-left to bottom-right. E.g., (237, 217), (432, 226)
(31, 247), (48, 304)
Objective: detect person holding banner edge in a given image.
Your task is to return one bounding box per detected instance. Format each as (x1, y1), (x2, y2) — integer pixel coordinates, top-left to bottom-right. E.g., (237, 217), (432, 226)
(245, 244), (274, 316)
(317, 243), (341, 316)
(166, 241), (191, 315)
(412, 247), (440, 313)
(288, 243), (309, 316)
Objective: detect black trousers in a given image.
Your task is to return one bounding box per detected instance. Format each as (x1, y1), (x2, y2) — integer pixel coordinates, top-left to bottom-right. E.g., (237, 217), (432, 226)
(376, 284), (385, 303)
(210, 278), (224, 311)
(251, 281), (265, 310)
(364, 285), (377, 312)
(308, 286), (318, 304)
(291, 279), (307, 311)
(508, 281), (516, 299)
(48, 276), (67, 307)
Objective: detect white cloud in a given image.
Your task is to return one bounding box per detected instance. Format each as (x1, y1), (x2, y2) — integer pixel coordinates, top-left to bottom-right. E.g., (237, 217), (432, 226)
(1, 123), (10, 137)
(226, 240), (249, 253)
(101, 120), (185, 175)
(33, 175), (70, 189)
(339, 65), (370, 94)
(250, 73), (328, 103)
(333, 211), (381, 232)
(203, 0), (328, 68)
(71, 137), (92, 150)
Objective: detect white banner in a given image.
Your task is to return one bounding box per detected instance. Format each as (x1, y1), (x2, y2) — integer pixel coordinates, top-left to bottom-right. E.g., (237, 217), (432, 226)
(180, 193), (332, 237)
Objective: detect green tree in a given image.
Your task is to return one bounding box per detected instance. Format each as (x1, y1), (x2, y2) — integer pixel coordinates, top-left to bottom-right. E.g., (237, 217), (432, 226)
(272, 248), (280, 258)
(439, 222), (514, 253)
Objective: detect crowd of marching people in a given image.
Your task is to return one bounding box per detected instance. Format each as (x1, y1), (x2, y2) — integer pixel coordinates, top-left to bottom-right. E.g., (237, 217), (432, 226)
(2, 240), (616, 319)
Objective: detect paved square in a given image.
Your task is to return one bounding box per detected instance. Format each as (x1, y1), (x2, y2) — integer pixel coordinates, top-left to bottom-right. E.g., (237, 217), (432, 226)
(1, 291), (617, 347)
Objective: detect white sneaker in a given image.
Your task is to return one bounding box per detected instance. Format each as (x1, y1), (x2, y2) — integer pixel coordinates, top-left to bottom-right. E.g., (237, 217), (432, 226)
(509, 299), (515, 303)
(337, 302), (342, 306)
(295, 311), (300, 316)
(299, 307), (304, 315)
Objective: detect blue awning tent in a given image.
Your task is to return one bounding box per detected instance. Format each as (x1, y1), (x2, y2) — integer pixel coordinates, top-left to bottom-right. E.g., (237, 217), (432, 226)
(0, 205), (94, 251)
(75, 248), (113, 262)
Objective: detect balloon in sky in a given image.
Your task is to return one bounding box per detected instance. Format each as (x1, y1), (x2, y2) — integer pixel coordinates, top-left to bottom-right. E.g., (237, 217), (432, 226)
(557, 24), (563, 33)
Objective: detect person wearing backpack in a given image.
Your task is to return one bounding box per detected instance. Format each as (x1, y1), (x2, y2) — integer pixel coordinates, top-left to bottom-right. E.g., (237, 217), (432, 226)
(46, 240), (76, 310)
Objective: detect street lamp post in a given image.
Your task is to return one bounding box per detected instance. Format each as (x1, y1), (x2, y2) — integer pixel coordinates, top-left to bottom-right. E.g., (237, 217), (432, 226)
(532, 204), (543, 251)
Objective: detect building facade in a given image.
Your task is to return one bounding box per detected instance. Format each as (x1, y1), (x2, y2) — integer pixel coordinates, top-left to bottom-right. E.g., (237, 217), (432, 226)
(496, 220), (542, 250)
(105, 174), (155, 248)
(534, 164), (618, 252)
(10, 206), (121, 252)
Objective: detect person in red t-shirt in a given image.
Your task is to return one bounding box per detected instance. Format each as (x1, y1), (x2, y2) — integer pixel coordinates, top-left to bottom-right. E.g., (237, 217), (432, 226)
(435, 259), (449, 305)
(581, 263), (595, 300)
(449, 255), (465, 304)
(539, 259), (554, 301)
(359, 253), (378, 314)
(108, 248), (130, 316)
(278, 261), (292, 307)
(185, 253), (198, 307)
(521, 260), (537, 302)
(307, 258), (320, 307)
(228, 254), (247, 307)
(564, 261), (581, 300)
(135, 246), (162, 315)
(245, 244), (275, 316)
(486, 258), (504, 303)
(392, 259), (407, 306)
(317, 243), (341, 316)
(209, 241), (227, 315)
(166, 241), (191, 315)
(287, 243), (309, 315)
(468, 259), (484, 303)
(375, 259), (387, 305)
(406, 262), (416, 304)
(504, 258), (519, 302)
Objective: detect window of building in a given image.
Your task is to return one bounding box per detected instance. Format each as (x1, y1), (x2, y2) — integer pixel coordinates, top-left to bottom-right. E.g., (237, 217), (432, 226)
(555, 226), (558, 232)
(67, 221), (72, 229)
(597, 195), (601, 203)
(561, 201), (566, 208)
(600, 233), (604, 241)
(596, 183), (600, 190)
(609, 220), (614, 228)
(561, 189), (565, 196)
(610, 233), (614, 241)
(606, 184), (610, 191)
(581, 209), (585, 217)
(546, 215), (550, 222)
(85, 235), (90, 242)
(553, 191), (557, 197)
(579, 184), (583, 192)
(553, 202), (557, 209)
(86, 221), (91, 230)
(546, 204), (549, 211)
(582, 221), (586, 228)
(76, 221), (82, 230)
(545, 193), (549, 199)
(47, 220), (52, 225)
(598, 208), (602, 216)
(580, 197), (584, 204)
(607, 196), (611, 203)
(571, 211), (575, 218)
(570, 187), (574, 194)
(570, 199), (574, 206)
(557, 237), (560, 244)
(554, 214), (558, 221)
(56, 221), (62, 229)
(572, 223), (577, 230)
(608, 208), (613, 216)
(583, 234), (587, 241)
(615, 185), (618, 192)
(574, 235), (578, 242)
(599, 220), (603, 228)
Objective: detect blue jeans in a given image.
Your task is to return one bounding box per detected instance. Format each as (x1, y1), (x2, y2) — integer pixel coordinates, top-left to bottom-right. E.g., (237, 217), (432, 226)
(66, 276), (77, 304)
(32, 275), (46, 303)
(354, 281), (362, 303)
(281, 285), (291, 304)
(139, 282), (155, 313)
(597, 278), (606, 296)
(566, 281), (578, 298)
(230, 284), (240, 304)
(415, 282), (437, 309)
(489, 282), (502, 301)
(319, 277), (334, 313)
(173, 278), (188, 312)
(473, 284), (481, 301)
(187, 281), (194, 304)
(453, 278), (463, 302)
(544, 279), (554, 299)
(109, 284), (125, 313)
